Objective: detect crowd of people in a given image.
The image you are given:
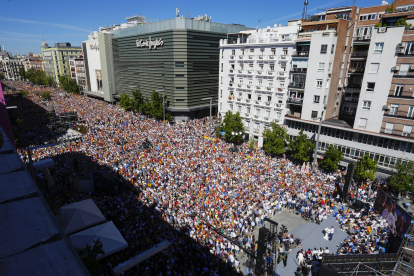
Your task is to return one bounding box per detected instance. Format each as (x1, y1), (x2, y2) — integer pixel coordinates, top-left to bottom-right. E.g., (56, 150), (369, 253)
(2, 80), (401, 275)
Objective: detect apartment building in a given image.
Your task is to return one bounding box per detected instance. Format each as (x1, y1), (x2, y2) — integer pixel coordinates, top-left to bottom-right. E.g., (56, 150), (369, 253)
(218, 22), (301, 145)
(41, 41), (82, 85)
(69, 54), (87, 92)
(285, 1), (414, 173)
(0, 50), (26, 81)
(24, 53), (43, 72)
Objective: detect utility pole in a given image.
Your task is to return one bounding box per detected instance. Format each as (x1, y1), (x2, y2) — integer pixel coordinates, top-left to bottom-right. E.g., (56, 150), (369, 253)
(312, 116), (323, 171)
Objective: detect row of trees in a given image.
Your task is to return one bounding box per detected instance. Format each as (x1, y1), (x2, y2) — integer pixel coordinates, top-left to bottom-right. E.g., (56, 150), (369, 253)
(59, 75), (79, 94)
(119, 90), (173, 121)
(18, 68), (55, 87)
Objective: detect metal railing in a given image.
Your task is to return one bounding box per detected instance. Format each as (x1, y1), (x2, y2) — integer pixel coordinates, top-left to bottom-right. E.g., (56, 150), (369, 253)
(288, 83), (305, 89)
(353, 35), (371, 41)
(351, 50), (368, 57)
(342, 96), (359, 102)
(339, 111), (356, 117)
(394, 71), (414, 78)
(287, 98), (303, 104)
(292, 51), (309, 57)
(348, 67), (365, 73)
(290, 67), (307, 73)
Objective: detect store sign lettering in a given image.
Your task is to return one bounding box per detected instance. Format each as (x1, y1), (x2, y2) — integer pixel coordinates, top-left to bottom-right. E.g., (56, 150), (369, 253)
(136, 37), (164, 49)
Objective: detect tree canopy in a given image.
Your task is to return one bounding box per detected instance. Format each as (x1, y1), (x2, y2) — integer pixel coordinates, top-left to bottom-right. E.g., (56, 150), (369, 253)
(262, 122), (288, 156)
(288, 130), (314, 163)
(119, 93), (133, 110)
(320, 145), (344, 172)
(59, 75), (79, 94)
(389, 160), (414, 192)
(0, 73), (5, 80)
(216, 111), (245, 142)
(23, 68), (55, 86)
(40, 91), (52, 101)
(354, 153), (378, 184)
(75, 238), (105, 276)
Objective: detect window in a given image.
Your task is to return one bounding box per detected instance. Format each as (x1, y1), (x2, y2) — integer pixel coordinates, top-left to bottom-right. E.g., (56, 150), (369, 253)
(314, 95), (320, 103)
(255, 123), (260, 129)
(331, 44), (335, 54)
(247, 107), (251, 113)
(328, 62), (332, 71)
(326, 79), (330, 88)
(230, 104), (233, 110)
(369, 63), (379, 73)
(238, 105), (241, 112)
(385, 123), (394, 134)
(265, 110), (270, 117)
(256, 109), (260, 116)
(408, 106), (414, 118)
(232, 50), (235, 55)
(248, 94), (251, 99)
(394, 85), (404, 96)
(176, 99), (185, 102)
(276, 112), (281, 120)
(316, 80), (322, 88)
(374, 43), (384, 53)
(283, 48), (288, 55)
(390, 104), (399, 115)
(267, 96), (272, 102)
(250, 49), (254, 53)
(175, 61), (185, 67)
(405, 42), (414, 54)
(311, 111), (318, 118)
(362, 101), (371, 109)
(257, 95), (262, 101)
(318, 62), (325, 70)
(320, 45), (327, 53)
(359, 118), (367, 127)
(403, 125), (413, 137)
(359, 13), (376, 21)
(366, 82), (375, 92)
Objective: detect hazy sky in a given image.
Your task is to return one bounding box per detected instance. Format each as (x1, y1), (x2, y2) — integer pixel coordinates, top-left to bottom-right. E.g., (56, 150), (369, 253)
(1, 0), (384, 55)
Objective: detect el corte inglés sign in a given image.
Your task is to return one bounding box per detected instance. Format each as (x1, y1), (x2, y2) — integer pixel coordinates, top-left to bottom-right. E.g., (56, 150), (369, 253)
(136, 37), (164, 49)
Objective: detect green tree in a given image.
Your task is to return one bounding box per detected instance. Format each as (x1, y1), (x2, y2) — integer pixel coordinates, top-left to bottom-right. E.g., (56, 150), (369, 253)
(119, 93), (133, 110)
(288, 130), (314, 163)
(395, 17), (413, 29)
(132, 89), (145, 113)
(389, 160), (414, 192)
(385, 1), (394, 13)
(320, 145), (344, 172)
(354, 153), (378, 184)
(262, 122), (288, 156)
(59, 75), (79, 94)
(75, 238), (105, 276)
(0, 73), (5, 80)
(40, 91), (52, 101)
(18, 67), (26, 80)
(249, 137), (256, 150)
(149, 90), (164, 120)
(216, 111), (245, 143)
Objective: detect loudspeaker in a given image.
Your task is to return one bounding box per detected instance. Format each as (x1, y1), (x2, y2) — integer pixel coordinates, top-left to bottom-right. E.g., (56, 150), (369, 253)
(343, 163), (355, 201)
(255, 227), (269, 275)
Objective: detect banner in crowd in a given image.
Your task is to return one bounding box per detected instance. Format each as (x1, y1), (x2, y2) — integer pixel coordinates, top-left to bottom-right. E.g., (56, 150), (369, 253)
(373, 189), (412, 239)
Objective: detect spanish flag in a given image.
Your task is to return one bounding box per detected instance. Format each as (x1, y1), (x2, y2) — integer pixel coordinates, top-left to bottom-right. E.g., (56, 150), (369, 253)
(346, 209), (350, 215)
(254, 243), (258, 252)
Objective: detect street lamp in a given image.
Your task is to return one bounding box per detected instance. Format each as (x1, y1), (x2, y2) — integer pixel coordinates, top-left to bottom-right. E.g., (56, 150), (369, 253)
(202, 97), (212, 136)
(155, 90), (165, 132)
(311, 115), (323, 171)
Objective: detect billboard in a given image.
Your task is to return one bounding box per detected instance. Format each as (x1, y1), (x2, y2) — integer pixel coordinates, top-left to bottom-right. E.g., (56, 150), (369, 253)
(373, 189), (412, 239)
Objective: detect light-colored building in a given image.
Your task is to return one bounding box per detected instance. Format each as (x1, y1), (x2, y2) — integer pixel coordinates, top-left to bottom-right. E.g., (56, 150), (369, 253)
(82, 31), (103, 98)
(0, 50), (26, 81)
(24, 53), (43, 72)
(41, 41), (82, 85)
(218, 22), (301, 145)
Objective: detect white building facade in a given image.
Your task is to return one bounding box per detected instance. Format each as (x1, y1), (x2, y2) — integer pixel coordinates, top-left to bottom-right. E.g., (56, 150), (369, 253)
(82, 32), (103, 97)
(219, 23), (301, 146)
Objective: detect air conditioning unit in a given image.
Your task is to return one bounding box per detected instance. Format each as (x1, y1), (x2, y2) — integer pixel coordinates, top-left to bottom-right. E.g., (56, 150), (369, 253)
(324, 103), (327, 108)
(392, 66), (400, 71)
(383, 105), (390, 110)
(378, 27), (386, 33)
(397, 42), (406, 48)
(396, 49), (405, 54)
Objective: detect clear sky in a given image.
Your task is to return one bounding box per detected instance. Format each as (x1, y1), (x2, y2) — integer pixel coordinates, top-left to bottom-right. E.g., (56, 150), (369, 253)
(1, 0), (385, 55)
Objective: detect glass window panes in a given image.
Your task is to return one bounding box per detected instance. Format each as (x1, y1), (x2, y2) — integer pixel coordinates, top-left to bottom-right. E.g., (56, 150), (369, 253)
(362, 101), (371, 109)
(374, 43), (384, 53)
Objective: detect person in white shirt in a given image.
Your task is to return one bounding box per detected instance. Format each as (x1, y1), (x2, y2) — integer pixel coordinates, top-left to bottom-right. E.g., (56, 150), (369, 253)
(329, 226), (334, 241)
(324, 247), (329, 254)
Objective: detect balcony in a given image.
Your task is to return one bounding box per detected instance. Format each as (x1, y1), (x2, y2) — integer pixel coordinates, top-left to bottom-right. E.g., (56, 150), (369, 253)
(237, 69), (244, 74)
(342, 95), (359, 103)
(267, 71), (274, 76)
(346, 82), (362, 89)
(290, 67), (307, 73)
(393, 71), (414, 78)
(230, 55), (235, 60)
(238, 55), (244, 60)
(267, 55), (276, 60)
(246, 85), (252, 89)
(265, 102), (271, 106)
(288, 83), (305, 89)
(279, 55), (288, 60)
(256, 70), (263, 75)
(292, 51), (309, 57)
(237, 84), (243, 87)
(380, 127), (411, 137)
(245, 113), (250, 117)
(350, 50), (368, 58)
(253, 115), (259, 119)
(298, 31), (337, 39)
(266, 86), (272, 91)
(253, 129), (259, 134)
(339, 111), (356, 117)
(353, 35), (371, 42)
(278, 71), (287, 77)
(248, 55), (255, 60)
(263, 117), (269, 121)
(348, 67), (365, 74)
(247, 70), (254, 75)
(229, 69), (235, 74)
(237, 98), (242, 101)
(255, 100), (261, 105)
(257, 55), (265, 60)
(287, 98), (303, 105)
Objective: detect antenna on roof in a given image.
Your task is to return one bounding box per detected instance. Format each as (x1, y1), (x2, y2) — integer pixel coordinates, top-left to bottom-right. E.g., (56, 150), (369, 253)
(303, 0), (309, 19)
(176, 8), (179, 17)
(257, 19), (261, 31)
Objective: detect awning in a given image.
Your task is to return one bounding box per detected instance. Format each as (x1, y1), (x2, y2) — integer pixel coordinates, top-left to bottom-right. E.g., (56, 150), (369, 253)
(297, 42), (310, 46)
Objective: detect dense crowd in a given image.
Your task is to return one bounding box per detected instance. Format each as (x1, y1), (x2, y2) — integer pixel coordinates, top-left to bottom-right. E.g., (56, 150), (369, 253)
(2, 80), (398, 275)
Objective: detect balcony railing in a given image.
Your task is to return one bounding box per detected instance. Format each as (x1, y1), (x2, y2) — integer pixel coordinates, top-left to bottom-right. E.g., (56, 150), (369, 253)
(238, 69), (244, 74)
(279, 55), (287, 59)
(290, 67), (307, 73)
(245, 113), (250, 117)
(353, 35), (371, 41)
(288, 83), (305, 89)
(380, 127), (411, 137)
(393, 71), (414, 78)
(229, 69), (234, 73)
(230, 55), (235, 60)
(339, 111), (356, 117)
(267, 71), (274, 75)
(248, 55), (254, 59)
(237, 98), (242, 101)
(253, 129), (259, 133)
(348, 67), (365, 73)
(287, 98), (303, 104)
(268, 55), (275, 59)
(255, 100), (261, 104)
(238, 55), (244, 60)
(265, 102), (271, 106)
(246, 99), (251, 103)
(257, 55), (264, 60)
(256, 70), (263, 75)
(266, 87), (272, 91)
(247, 70), (254, 74)
(292, 51), (309, 57)
(346, 82), (362, 88)
(253, 115), (259, 119)
(278, 71), (287, 76)
(351, 50), (368, 58)
(342, 96), (359, 102)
